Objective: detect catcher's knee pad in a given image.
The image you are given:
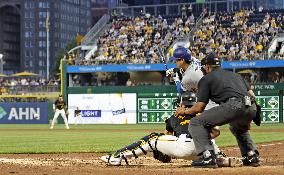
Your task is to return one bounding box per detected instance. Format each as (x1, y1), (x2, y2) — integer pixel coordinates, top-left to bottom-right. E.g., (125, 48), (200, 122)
(149, 132), (163, 138)
(140, 132), (161, 143)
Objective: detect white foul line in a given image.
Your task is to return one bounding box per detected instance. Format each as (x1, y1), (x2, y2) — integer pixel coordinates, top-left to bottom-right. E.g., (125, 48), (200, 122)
(226, 142), (283, 151)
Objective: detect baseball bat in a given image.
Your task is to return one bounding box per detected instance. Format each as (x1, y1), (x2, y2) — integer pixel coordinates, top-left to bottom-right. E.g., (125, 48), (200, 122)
(155, 45), (168, 70)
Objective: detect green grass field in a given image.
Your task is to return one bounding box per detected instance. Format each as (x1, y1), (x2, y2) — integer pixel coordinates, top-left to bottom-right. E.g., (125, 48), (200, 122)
(0, 124), (283, 154)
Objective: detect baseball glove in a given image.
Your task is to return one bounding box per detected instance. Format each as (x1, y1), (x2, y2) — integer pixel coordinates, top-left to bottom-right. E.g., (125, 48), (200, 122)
(153, 150), (171, 163)
(216, 156), (243, 167)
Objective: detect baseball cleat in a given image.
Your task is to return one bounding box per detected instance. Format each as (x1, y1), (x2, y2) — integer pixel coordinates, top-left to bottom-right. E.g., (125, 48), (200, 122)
(191, 150), (218, 168)
(100, 155), (122, 166)
(242, 151), (260, 167)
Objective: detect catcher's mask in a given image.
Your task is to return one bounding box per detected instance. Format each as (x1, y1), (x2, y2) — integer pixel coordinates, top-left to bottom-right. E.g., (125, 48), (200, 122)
(181, 91), (197, 107)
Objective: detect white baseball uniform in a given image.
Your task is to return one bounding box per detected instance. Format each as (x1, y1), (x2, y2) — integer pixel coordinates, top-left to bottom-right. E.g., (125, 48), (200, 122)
(50, 99), (69, 129)
(101, 114), (220, 163)
(181, 57), (203, 92)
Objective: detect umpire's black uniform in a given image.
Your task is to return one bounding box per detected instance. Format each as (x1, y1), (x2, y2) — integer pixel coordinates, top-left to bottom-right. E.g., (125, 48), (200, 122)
(189, 53), (259, 167)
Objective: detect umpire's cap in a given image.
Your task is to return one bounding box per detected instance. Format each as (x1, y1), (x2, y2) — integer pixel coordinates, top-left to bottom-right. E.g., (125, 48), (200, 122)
(169, 47), (192, 62)
(201, 52), (221, 66)
(181, 91), (197, 107)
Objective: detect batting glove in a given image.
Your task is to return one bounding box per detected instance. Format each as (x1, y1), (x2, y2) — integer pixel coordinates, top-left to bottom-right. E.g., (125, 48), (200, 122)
(166, 68), (180, 77)
(172, 72), (181, 83)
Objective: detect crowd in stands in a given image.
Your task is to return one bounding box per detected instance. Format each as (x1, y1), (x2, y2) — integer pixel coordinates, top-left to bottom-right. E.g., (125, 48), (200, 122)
(0, 97), (48, 102)
(190, 9), (284, 61)
(73, 13), (195, 65)
(65, 8), (284, 87)
(241, 70), (284, 84)
(70, 69), (284, 87)
(0, 77), (59, 96)
(71, 72), (130, 87)
(68, 8), (284, 67)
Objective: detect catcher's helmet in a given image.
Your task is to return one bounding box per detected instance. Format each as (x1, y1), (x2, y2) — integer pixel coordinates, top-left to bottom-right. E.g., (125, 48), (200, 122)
(169, 47), (192, 62)
(181, 91), (197, 107)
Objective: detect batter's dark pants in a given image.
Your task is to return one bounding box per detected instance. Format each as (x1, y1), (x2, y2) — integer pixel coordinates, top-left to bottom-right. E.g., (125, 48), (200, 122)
(189, 99), (257, 156)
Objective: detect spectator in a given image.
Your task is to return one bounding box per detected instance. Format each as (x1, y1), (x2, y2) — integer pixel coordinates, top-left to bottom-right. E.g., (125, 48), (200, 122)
(181, 5), (187, 18)
(187, 4), (192, 17)
(0, 86), (7, 95)
(72, 9), (284, 66)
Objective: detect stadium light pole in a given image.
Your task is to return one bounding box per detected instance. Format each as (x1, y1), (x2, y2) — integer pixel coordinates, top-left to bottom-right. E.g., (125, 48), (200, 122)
(0, 53), (4, 74)
(46, 11), (50, 81)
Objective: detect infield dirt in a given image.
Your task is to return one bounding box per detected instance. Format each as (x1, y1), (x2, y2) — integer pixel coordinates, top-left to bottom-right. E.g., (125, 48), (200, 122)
(0, 139), (283, 175)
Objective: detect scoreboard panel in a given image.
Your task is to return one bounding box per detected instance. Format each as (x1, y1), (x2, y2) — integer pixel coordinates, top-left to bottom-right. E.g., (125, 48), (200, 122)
(255, 96), (279, 123)
(137, 93), (179, 123)
(137, 94), (281, 123)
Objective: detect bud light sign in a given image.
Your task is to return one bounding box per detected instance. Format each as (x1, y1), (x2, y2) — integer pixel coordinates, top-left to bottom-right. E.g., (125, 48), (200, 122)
(0, 102), (48, 124)
(81, 110), (101, 117)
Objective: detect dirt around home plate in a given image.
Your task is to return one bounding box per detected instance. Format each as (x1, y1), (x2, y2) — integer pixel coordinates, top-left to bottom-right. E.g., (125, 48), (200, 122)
(0, 140), (283, 175)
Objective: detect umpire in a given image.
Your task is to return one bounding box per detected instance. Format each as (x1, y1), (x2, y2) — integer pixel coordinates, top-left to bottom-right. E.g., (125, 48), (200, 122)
(175, 52), (260, 168)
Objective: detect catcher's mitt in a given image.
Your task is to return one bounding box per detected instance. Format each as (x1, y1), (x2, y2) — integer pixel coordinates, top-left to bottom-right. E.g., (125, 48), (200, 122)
(216, 156), (243, 167)
(153, 150), (171, 163)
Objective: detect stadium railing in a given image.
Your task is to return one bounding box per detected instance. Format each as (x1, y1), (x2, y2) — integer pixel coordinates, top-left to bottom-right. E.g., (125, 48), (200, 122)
(0, 85), (59, 95)
(167, 10), (206, 52)
(81, 14), (110, 46)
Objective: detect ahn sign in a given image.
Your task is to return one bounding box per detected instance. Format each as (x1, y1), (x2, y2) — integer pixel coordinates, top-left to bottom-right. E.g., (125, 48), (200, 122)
(0, 102), (49, 124)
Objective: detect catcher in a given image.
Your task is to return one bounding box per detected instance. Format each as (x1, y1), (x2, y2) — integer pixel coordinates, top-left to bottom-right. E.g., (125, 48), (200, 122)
(100, 92), (241, 166)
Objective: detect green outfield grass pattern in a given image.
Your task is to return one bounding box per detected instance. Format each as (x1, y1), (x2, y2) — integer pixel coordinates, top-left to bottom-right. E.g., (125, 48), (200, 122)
(0, 124), (283, 154)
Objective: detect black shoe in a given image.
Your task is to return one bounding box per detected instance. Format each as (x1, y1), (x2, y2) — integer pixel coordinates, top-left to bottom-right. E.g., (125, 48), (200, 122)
(192, 150), (218, 168)
(242, 151), (260, 167)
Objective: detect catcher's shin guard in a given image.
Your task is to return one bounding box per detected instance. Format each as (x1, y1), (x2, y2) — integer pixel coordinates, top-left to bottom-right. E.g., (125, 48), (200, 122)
(114, 132), (161, 160)
(211, 139), (220, 155)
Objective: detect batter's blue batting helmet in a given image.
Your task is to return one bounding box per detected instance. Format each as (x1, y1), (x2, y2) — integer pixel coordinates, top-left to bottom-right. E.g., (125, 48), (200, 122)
(169, 47), (192, 62)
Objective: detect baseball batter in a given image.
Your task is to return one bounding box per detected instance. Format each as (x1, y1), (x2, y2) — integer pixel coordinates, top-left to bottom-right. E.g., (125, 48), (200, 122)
(167, 47), (218, 109)
(50, 95), (70, 129)
(100, 92), (237, 166)
(167, 47), (202, 93)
